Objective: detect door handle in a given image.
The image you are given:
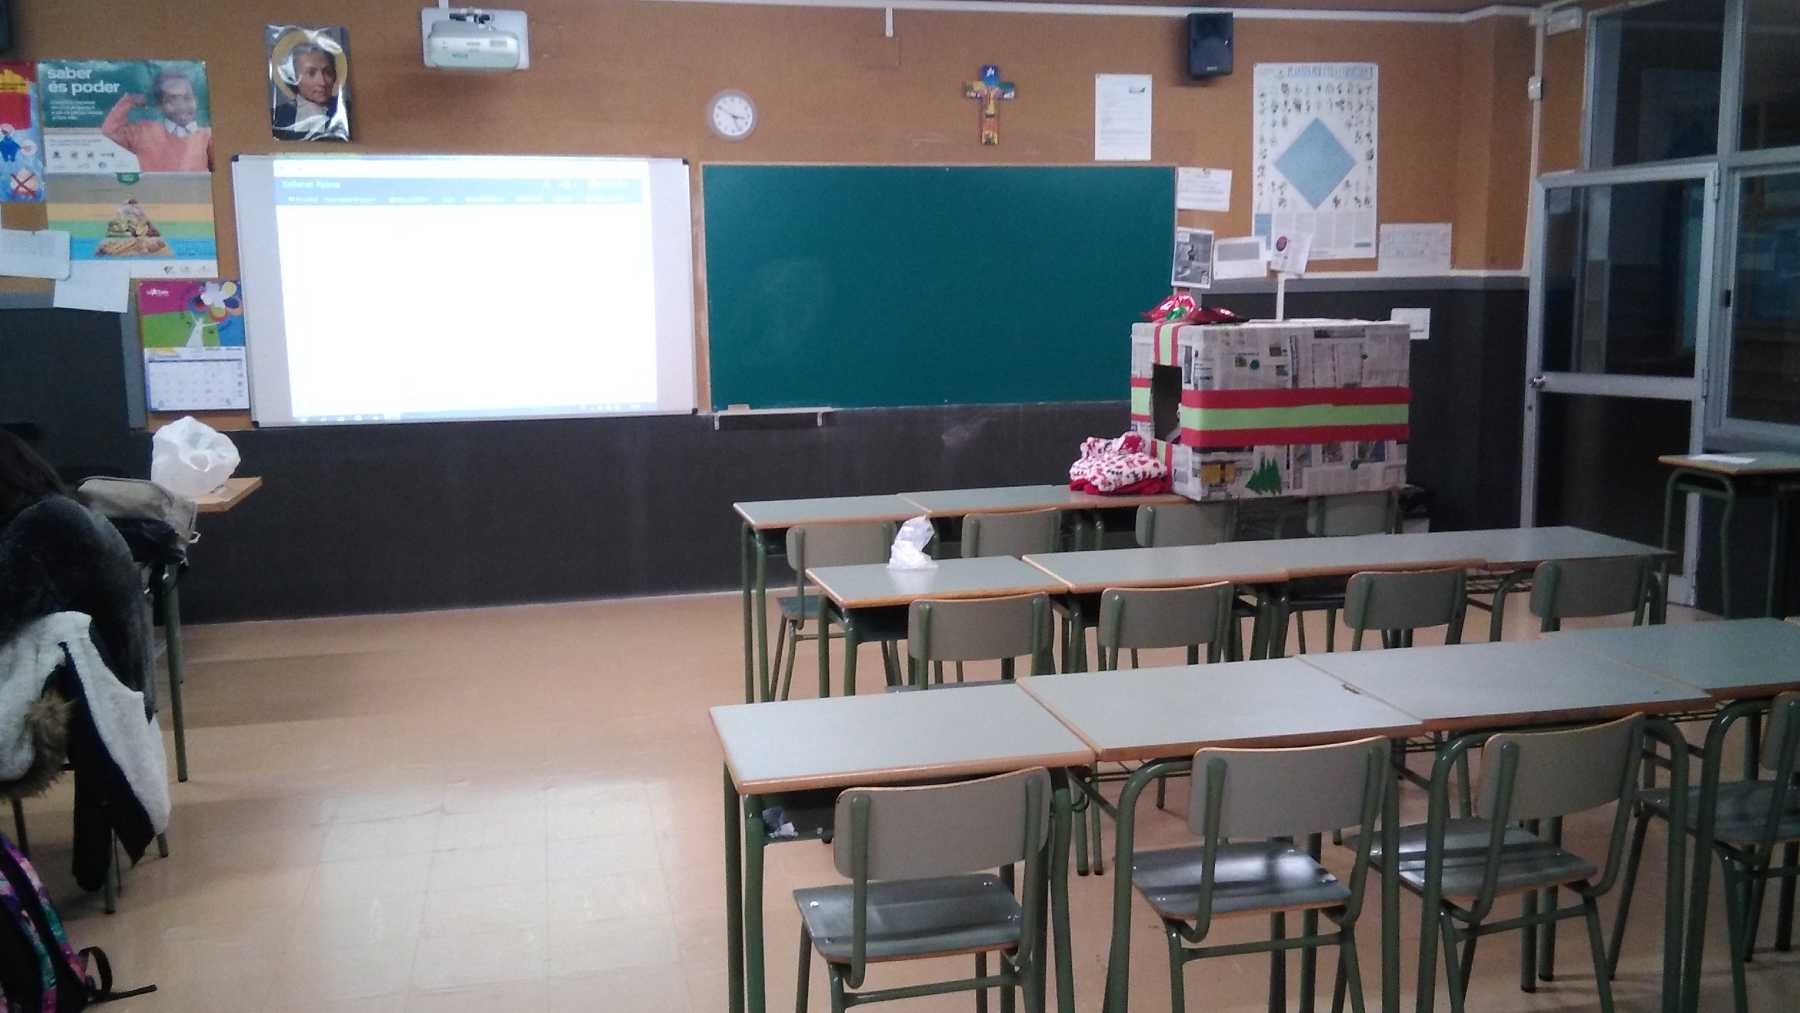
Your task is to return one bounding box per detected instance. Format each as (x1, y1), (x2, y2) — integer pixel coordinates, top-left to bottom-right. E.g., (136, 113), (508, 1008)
(1528, 375), (1548, 390)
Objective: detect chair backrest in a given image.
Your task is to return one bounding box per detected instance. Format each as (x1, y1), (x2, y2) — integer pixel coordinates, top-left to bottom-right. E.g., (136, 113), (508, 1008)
(1188, 736), (1389, 840)
(961, 509), (1061, 558)
(1343, 568), (1467, 644)
(908, 592), (1050, 663)
(1135, 502), (1235, 548)
(786, 523), (892, 581)
(1759, 692), (1800, 774)
(1306, 491), (1396, 537)
(1477, 713), (1643, 824)
(1528, 556), (1649, 624)
(1097, 582), (1233, 652)
(833, 767), (1051, 880)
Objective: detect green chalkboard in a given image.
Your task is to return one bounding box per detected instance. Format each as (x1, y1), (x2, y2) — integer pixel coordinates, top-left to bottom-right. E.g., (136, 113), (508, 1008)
(703, 165), (1175, 410)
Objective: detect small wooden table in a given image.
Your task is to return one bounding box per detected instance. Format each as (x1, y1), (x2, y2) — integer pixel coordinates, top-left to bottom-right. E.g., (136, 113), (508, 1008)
(1021, 659), (1425, 1013)
(192, 475), (262, 513)
(1300, 640), (1709, 1013)
(714, 684), (1093, 1013)
(1552, 617), (1800, 1013)
(808, 556), (1067, 695)
(1659, 452), (1800, 619)
(733, 495), (920, 703)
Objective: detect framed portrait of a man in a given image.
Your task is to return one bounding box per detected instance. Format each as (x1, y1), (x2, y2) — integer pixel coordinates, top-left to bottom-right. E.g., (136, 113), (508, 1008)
(267, 25), (350, 142)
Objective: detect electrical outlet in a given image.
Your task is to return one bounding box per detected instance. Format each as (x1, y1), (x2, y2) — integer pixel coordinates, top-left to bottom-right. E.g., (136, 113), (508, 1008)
(1527, 76), (1544, 102)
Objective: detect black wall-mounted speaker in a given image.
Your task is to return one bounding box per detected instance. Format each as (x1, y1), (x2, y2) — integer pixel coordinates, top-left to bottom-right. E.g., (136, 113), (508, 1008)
(1187, 13), (1233, 80)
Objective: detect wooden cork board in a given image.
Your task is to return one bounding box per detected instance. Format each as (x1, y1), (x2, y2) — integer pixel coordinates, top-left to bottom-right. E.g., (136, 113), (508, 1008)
(4, 0), (1537, 420)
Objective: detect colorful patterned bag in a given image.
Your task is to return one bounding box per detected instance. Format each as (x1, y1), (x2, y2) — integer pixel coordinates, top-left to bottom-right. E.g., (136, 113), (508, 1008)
(0, 834), (154, 1010)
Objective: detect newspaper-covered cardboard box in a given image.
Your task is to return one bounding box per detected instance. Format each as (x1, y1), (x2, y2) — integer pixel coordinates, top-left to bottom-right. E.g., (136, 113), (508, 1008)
(1129, 319), (1410, 501)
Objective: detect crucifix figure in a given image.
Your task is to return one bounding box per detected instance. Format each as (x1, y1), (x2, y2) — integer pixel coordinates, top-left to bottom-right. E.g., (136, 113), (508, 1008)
(963, 64), (1015, 146)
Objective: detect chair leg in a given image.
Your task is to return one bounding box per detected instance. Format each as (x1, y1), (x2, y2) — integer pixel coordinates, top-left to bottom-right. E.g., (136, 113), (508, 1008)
(1723, 865), (1752, 1013)
(1325, 608), (1337, 652)
(976, 951), (989, 1013)
(1583, 893), (1617, 1013)
(1440, 914), (1467, 1013)
(156, 832), (169, 859)
(772, 615), (790, 691)
(1072, 792), (1090, 876)
(1747, 861), (1769, 963)
(1165, 922), (1187, 1012)
(829, 963), (849, 1013)
(1332, 937), (1350, 1013)
(1780, 842), (1799, 951)
(9, 796), (26, 856)
(1341, 930), (1367, 1013)
(1155, 774), (1166, 810)
(796, 924), (813, 1013)
(1089, 772), (1106, 876)
(1297, 613), (1309, 655)
(779, 621), (802, 700)
(1608, 810), (1651, 976)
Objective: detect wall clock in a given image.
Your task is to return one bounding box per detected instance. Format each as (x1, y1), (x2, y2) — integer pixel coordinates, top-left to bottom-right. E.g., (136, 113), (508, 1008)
(708, 90), (757, 141)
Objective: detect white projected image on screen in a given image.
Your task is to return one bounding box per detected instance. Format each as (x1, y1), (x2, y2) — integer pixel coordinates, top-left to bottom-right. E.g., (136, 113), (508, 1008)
(233, 155), (695, 425)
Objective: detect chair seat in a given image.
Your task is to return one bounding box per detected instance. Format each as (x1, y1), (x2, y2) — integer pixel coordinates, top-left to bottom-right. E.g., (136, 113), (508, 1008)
(794, 873), (1023, 963)
(775, 592), (827, 620)
(1131, 842), (1350, 922)
(1361, 818), (1596, 898)
(1641, 781), (1800, 846)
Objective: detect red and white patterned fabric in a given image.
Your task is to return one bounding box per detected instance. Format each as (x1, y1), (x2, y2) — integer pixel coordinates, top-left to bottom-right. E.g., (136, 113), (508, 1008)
(1068, 433), (1171, 495)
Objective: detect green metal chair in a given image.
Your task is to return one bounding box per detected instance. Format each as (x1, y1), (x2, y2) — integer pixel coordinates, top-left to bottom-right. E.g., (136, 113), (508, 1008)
(775, 523), (900, 700)
(907, 592), (1054, 688)
(1528, 556), (1653, 632)
(1282, 491), (1401, 655)
(1136, 501), (1236, 548)
(961, 508), (1062, 558)
(1380, 714), (1646, 1013)
(793, 767), (1051, 1013)
(1609, 693), (1800, 1013)
(1075, 582), (1237, 875)
(1131, 736), (1389, 1013)
(1343, 567), (1469, 650)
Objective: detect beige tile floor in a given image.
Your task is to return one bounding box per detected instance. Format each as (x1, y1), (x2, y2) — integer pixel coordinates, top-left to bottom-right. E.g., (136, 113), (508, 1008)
(13, 593), (1800, 1011)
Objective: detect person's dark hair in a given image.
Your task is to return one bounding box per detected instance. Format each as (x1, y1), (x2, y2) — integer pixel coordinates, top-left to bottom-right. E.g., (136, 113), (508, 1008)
(0, 430), (66, 526)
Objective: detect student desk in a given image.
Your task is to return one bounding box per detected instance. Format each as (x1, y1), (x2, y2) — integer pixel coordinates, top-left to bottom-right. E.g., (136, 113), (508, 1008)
(1551, 618), (1800, 1013)
(1659, 453), (1800, 619)
(713, 684), (1094, 1013)
(807, 556), (1066, 695)
(899, 484), (1187, 549)
(1020, 658), (1424, 1013)
(735, 496), (919, 703)
(1301, 641), (1709, 1013)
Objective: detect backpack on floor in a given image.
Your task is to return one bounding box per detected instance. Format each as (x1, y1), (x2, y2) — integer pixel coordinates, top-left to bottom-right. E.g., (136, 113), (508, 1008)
(0, 834), (154, 1010)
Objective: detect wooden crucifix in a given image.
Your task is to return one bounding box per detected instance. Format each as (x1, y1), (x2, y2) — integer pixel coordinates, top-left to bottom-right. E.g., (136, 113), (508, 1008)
(963, 64), (1016, 146)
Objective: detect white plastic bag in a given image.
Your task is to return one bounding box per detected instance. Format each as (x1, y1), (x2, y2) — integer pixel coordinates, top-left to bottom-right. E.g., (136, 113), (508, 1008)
(887, 516), (938, 570)
(150, 415), (241, 498)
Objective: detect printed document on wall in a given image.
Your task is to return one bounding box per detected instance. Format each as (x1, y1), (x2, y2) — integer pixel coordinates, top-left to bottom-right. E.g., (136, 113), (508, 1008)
(1252, 63), (1377, 261)
(1094, 74), (1152, 161)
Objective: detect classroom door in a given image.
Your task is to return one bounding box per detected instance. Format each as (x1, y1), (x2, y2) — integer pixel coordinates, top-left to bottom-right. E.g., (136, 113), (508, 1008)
(1521, 164), (1719, 606)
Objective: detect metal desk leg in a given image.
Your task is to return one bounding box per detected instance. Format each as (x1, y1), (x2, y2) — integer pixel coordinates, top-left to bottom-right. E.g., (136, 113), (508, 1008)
(741, 523), (756, 704)
(1683, 703), (1754, 1013)
(1067, 597), (1087, 674)
(743, 789), (768, 1013)
(725, 767), (745, 1013)
(1484, 570), (1528, 643)
(755, 536), (771, 701)
(1050, 772), (1076, 1013)
(156, 566), (189, 783)
(840, 616), (861, 698)
(1381, 741), (1402, 1013)
(1642, 719), (1688, 1013)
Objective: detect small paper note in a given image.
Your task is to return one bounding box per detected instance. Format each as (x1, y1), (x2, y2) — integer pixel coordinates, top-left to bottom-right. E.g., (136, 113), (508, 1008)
(0, 228), (71, 280)
(1213, 236), (1268, 280)
(52, 261), (131, 312)
(1176, 167), (1232, 212)
(1269, 232), (1312, 275)
(1378, 222), (1453, 274)
(1391, 307), (1431, 342)
(1094, 74), (1153, 162)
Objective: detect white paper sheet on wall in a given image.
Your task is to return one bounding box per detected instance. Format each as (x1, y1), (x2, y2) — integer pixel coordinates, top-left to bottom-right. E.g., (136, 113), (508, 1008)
(0, 229), (71, 280)
(51, 260), (131, 312)
(1378, 223), (1453, 274)
(1252, 63), (1378, 261)
(1176, 167), (1232, 212)
(1094, 74), (1153, 161)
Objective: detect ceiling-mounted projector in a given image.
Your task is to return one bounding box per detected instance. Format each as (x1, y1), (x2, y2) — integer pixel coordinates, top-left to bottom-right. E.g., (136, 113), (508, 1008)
(421, 7), (530, 71)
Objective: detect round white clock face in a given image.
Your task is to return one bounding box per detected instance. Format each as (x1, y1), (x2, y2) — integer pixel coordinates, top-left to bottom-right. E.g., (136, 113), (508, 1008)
(708, 90), (757, 141)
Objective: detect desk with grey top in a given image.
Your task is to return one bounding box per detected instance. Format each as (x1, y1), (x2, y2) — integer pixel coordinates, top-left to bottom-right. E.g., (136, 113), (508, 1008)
(735, 496), (920, 703)
(1659, 453), (1800, 620)
(714, 684), (1094, 1013)
(1300, 640), (1709, 1013)
(807, 556), (1067, 695)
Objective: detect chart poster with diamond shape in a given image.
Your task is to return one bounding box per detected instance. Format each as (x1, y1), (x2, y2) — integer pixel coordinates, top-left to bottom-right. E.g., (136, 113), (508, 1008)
(1251, 63), (1378, 261)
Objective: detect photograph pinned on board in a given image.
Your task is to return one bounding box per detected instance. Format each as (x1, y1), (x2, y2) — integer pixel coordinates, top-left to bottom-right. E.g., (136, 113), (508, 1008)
(0, 61), (46, 203)
(38, 60), (212, 173)
(1171, 227), (1215, 289)
(267, 25), (351, 142)
(47, 171), (218, 277)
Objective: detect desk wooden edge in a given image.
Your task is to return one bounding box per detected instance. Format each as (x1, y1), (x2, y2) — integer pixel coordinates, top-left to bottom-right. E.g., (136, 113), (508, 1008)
(1476, 547), (1674, 571)
(194, 476), (262, 513)
(1659, 454), (1800, 478)
(735, 505), (921, 530)
(1282, 556), (1487, 580)
(1088, 721), (1429, 764)
(1021, 565), (1290, 594)
(1416, 696), (1713, 737)
(811, 574), (1069, 610)
(722, 749), (1098, 796)
(1021, 556), (1077, 589)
